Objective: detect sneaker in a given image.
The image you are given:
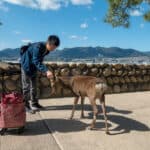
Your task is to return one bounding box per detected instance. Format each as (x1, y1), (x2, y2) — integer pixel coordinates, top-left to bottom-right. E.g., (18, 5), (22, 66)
(31, 103), (45, 111)
(25, 105), (36, 114)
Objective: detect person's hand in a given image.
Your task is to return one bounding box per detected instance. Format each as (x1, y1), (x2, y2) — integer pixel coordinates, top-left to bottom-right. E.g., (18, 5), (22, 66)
(46, 70), (53, 79)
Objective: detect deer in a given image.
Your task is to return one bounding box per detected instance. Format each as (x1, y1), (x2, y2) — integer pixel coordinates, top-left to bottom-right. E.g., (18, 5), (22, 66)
(50, 75), (109, 134)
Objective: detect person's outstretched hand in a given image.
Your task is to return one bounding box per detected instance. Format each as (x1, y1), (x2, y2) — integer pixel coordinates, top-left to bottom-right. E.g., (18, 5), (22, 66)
(46, 70), (53, 79)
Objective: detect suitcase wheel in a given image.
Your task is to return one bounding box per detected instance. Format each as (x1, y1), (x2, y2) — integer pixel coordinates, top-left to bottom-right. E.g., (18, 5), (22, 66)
(0, 128), (8, 136)
(17, 126), (25, 134)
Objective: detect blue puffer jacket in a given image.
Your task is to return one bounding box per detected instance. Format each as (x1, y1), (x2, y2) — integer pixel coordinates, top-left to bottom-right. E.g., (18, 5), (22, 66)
(20, 42), (50, 77)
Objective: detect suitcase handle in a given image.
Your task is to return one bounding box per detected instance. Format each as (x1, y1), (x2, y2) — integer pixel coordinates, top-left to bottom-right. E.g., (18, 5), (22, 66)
(1, 72), (5, 96)
(0, 72), (5, 103)
(0, 71), (21, 102)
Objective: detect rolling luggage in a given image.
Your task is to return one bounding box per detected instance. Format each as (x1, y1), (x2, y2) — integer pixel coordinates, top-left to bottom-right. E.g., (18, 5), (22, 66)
(0, 72), (26, 136)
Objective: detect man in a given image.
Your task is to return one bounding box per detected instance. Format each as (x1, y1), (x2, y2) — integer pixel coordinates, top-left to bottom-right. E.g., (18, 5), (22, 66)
(20, 35), (60, 113)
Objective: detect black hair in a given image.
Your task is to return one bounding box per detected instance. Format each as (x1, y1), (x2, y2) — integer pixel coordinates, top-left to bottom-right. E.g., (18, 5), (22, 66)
(47, 35), (60, 47)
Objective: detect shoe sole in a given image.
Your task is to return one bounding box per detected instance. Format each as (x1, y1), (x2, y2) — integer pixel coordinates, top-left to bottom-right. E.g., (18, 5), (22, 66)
(31, 107), (45, 111)
(26, 109), (36, 114)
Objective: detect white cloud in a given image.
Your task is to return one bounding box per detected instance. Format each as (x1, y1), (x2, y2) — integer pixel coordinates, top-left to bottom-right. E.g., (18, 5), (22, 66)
(82, 36), (88, 40)
(22, 39), (32, 43)
(130, 10), (143, 16)
(69, 35), (78, 39)
(87, 5), (92, 10)
(71, 0), (92, 5)
(140, 23), (144, 28)
(69, 35), (88, 40)
(93, 17), (97, 21)
(2, 0), (93, 10)
(3, 0), (63, 10)
(62, 31), (67, 35)
(80, 23), (88, 29)
(0, 1), (9, 11)
(13, 30), (22, 35)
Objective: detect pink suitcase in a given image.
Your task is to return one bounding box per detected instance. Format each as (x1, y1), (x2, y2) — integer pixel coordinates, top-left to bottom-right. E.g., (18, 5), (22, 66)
(0, 73), (26, 135)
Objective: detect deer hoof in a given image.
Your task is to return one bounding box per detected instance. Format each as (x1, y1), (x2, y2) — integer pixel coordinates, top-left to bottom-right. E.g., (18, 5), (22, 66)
(86, 126), (94, 130)
(105, 130), (110, 135)
(69, 116), (73, 120)
(80, 115), (85, 119)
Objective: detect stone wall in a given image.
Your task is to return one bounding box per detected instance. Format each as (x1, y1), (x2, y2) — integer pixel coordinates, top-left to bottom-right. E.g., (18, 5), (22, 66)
(0, 62), (150, 98)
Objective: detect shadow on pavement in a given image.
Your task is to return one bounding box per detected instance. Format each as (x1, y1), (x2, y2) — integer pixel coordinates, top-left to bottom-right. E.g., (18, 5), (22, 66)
(14, 118), (112, 136)
(9, 104), (149, 136)
(108, 114), (150, 135)
(88, 112), (150, 135)
(22, 114), (149, 136)
(21, 118), (88, 136)
(44, 104), (132, 115)
(44, 104), (150, 135)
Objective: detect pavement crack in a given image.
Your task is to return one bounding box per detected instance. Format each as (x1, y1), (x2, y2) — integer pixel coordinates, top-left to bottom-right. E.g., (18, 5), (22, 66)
(37, 112), (64, 150)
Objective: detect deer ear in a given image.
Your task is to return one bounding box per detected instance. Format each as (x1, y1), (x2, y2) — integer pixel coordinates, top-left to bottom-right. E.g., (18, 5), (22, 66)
(54, 74), (59, 82)
(50, 78), (55, 86)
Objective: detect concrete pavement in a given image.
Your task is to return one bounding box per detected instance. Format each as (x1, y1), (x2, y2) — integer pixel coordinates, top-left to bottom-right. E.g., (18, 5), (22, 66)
(1, 91), (150, 150)
(0, 112), (60, 150)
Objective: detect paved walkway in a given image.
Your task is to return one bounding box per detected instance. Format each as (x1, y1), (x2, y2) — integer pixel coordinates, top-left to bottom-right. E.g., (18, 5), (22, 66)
(1, 92), (150, 150)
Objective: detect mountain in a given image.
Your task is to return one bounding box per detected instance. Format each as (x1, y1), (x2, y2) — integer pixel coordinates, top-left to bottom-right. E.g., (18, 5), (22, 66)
(0, 46), (148, 61)
(0, 48), (20, 60)
(143, 51), (150, 56)
(45, 47), (147, 61)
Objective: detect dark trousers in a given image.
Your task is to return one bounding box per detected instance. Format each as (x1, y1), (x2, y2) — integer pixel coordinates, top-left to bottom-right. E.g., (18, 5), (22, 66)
(21, 68), (38, 106)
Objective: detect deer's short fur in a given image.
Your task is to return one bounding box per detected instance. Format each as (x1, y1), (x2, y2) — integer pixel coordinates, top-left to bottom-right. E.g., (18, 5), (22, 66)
(50, 75), (109, 134)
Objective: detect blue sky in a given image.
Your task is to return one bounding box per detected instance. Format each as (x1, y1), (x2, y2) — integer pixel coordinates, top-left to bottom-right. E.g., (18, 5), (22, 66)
(0, 0), (149, 51)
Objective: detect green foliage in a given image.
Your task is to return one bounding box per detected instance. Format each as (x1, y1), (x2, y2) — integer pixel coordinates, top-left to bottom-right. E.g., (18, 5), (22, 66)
(105, 0), (150, 28)
(144, 11), (150, 21)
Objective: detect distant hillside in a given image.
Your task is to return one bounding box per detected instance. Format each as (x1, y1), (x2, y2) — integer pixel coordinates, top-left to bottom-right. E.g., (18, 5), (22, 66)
(0, 48), (20, 60)
(0, 46), (149, 61)
(46, 47), (146, 60)
(143, 51), (150, 56)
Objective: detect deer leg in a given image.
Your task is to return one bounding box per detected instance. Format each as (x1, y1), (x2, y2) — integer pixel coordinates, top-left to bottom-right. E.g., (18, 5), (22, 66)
(70, 96), (79, 119)
(80, 97), (85, 118)
(88, 97), (98, 130)
(100, 94), (109, 134)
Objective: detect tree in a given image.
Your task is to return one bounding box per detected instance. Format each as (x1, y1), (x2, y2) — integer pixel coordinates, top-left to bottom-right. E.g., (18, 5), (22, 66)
(105, 0), (150, 27)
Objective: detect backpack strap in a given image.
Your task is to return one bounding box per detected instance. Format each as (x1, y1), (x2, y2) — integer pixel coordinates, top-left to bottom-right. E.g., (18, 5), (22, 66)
(20, 43), (32, 55)
(0, 72), (5, 101)
(38, 42), (49, 57)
